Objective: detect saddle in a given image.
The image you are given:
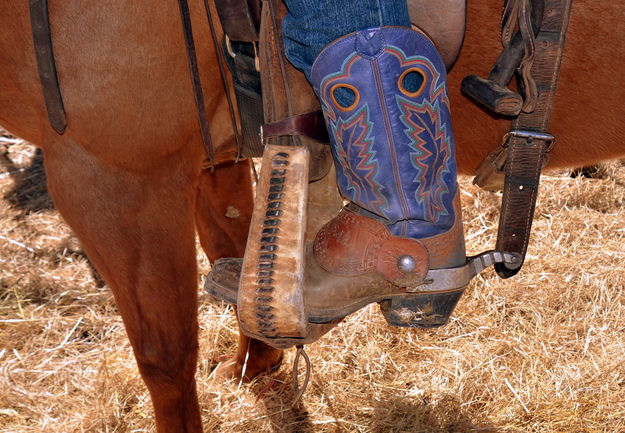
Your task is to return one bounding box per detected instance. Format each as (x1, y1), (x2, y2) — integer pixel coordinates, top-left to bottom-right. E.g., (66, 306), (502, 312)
(217, 0), (467, 66)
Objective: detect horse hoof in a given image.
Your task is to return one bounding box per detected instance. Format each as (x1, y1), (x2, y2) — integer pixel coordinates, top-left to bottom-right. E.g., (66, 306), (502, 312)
(211, 358), (242, 383)
(212, 351), (284, 384)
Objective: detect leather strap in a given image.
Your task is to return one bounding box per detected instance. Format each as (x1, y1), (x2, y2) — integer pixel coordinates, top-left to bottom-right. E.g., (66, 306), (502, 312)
(259, 0), (333, 181)
(495, 0), (572, 278)
(214, 0), (260, 42)
(314, 208), (429, 286)
(495, 131), (552, 278)
(29, 0), (66, 134)
(202, 0), (244, 158)
(224, 41), (264, 158)
(177, 0), (216, 167)
(262, 111), (329, 144)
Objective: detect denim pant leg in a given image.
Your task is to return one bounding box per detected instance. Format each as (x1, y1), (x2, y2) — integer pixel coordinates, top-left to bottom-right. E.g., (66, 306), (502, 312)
(282, 0), (410, 80)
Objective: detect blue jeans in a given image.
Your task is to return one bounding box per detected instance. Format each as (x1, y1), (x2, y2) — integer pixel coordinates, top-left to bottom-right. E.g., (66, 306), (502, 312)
(282, 0), (410, 80)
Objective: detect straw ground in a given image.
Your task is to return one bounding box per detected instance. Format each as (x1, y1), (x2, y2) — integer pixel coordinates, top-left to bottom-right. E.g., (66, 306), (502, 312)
(1, 131), (624, 432)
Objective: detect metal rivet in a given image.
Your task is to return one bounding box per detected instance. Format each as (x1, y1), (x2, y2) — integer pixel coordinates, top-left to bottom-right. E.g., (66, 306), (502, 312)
(397, 255), (416, 273)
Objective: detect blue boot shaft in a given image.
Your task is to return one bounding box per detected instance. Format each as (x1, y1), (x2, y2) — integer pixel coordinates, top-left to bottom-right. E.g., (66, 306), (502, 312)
(311, 26), (458, 239)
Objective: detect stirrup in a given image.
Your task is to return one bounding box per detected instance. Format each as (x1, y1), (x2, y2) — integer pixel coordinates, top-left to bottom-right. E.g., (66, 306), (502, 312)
(207, 246), (520, 344)
(236, 143), (312, 344)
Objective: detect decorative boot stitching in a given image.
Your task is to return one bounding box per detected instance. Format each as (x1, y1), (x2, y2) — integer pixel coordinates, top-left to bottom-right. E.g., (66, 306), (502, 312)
(311, 28), (459, 239)
(371, 60), (411, 234)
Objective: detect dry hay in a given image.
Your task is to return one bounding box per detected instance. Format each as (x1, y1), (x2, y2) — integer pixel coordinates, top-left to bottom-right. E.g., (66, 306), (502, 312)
(1, 132), (624, 433)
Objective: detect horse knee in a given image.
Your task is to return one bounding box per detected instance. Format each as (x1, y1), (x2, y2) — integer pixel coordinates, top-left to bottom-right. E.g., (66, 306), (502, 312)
(132, 329), (199, 388)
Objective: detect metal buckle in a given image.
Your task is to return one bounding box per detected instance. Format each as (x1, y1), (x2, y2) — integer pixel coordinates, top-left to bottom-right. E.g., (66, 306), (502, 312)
(225, 37), (260, 72)
(501, 130), (556, 152)
(253, 41), (260, 72)
(225, 35), (236, 58)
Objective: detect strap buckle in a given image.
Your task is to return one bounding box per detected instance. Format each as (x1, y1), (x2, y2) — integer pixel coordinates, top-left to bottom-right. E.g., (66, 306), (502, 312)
(224, 34), (236, 58)
(501, 130), (556, 152)
(225, 36), (260, 72)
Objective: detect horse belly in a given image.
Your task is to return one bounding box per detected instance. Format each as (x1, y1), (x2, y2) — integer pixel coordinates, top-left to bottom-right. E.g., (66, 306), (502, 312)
(0, 0), (233, 171)
(0, 2), (48, 144)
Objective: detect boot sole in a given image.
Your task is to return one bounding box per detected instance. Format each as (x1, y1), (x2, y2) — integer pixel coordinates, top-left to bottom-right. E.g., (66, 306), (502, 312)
(205, 260), (465, 327)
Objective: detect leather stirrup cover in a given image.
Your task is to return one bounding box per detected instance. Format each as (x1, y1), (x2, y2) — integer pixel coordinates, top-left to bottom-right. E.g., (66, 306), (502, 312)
(238, 144), (310, 341)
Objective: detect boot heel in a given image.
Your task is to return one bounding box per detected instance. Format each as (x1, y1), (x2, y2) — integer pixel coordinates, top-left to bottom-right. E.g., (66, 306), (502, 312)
(379, 289), (465, 328)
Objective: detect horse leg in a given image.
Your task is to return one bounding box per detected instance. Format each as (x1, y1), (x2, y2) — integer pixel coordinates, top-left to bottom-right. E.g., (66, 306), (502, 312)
(195, 159), (283, 380)
(43, 140), (203, 433)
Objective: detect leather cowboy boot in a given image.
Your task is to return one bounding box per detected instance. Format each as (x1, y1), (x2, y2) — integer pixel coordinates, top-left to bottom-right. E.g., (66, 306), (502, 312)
(208, 26), (467, 336)
(304, 25), (465, 327)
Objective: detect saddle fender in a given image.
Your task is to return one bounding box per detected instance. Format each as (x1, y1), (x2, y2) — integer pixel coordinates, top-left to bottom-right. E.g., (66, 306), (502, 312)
(408, 0), (466, 69)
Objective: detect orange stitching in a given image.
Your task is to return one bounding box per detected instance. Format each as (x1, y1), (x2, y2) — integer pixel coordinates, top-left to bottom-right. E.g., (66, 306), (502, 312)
(398, 68), (427, 98)
(330, 84), (360, 111)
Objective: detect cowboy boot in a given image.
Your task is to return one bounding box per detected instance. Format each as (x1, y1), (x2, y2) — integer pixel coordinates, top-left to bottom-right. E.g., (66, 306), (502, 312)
(208, 26), (467, 337)
(305, 25), (465, 327)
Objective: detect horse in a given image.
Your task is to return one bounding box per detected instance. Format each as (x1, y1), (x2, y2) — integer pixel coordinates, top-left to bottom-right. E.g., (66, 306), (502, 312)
(0, 0), (623, 432)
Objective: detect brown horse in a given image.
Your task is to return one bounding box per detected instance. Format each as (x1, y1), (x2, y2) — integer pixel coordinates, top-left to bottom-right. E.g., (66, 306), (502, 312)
(0, 0), (623, 432)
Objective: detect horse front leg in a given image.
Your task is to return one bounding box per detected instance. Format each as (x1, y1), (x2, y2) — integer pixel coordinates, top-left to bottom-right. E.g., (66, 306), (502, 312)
(195, 159), (284, 380)
(43, 142), (203, 433)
